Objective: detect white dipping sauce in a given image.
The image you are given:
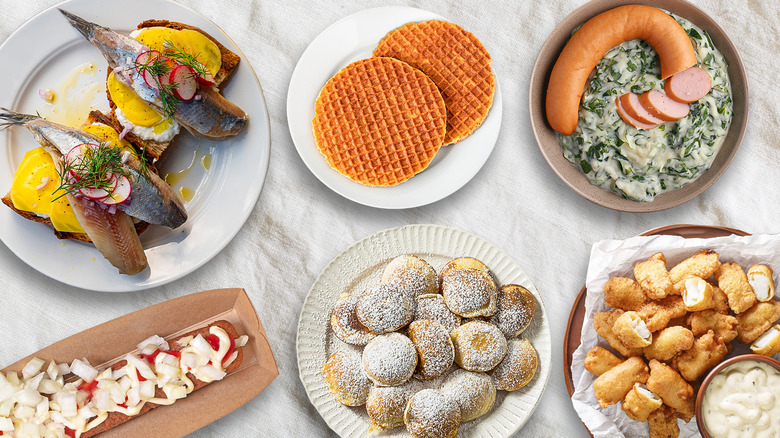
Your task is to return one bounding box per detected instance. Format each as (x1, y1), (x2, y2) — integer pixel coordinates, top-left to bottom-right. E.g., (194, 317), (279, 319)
(701, 360), (780, 438)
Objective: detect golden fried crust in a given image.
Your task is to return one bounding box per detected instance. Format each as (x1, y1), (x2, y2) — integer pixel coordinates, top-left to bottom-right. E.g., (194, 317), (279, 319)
(648, 405), (680, 438)
(634, 253), (674, 300)
(613, 311), (652, 349)
(604, 277), (647, 311)
(637, 296), (687, 332)
(646, 360), (694, 422)
(735, 300), (780, 344)
(643, 326), (694, 361)
(712, 285), (731, 314)
(584, 346), (624, 376)
(594, 310), (642, 357)
(673, 330), (728, 381)
(592, 357), (649, 408)
(715, 262), (757, 314)
(83, 320), (243, 437)
(668, 249), (721, 284)
(686, 309), (738, 342)
(621, 384), (663, 422)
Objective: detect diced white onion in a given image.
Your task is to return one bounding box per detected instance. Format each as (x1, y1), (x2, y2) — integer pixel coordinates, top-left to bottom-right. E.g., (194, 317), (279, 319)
(13, 403), (36, 419)
(176, 336), (193, 347)
(79, 405), (97, 420)
(22, 357), (46, 380)
(126, 385), (140, 407)
(190, 335), (212, 356)
(70, 359), (98, 383)
(198, 364), (226, 382)
(0, 381), (15, 403)
(16, 388), (44, 407)
(137, 335), (168, 352)
(27, 372), (45, 392)
(59, 392), (77, 418)
(93, 388), (110, 411)
(235, 335), (249, 348)
(126, 354), (155, 381)
(139, 380), (155, 399)
(46, 361), (60, 381)
(38, 378), (61, 395)
(0, 416), (13, 431)
(222, 350), (238, 369)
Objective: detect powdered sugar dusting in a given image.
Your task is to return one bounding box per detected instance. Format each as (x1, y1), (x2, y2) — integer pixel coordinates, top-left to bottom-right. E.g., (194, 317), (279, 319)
(451, 321), (508, 372)
(441, 269), (497, 317)
(490, 284), (537, 338)
(405, 389), (461, 437)
(490, 338), (538, 391)
(440, 368), (496, 422)
(414, 294), (461, 333)
(322, 350), (372, 406)
(408, 320), (454, 380)
(382, 255), (439, 300)
(366, 379), (423, 430)
(362, 332), (417, 386)
(356, 284), (414, 334)
(331, 295), (376, 345)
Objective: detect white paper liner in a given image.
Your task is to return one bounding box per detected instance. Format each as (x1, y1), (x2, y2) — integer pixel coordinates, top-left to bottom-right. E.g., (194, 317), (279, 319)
(570, 233), (780, 437)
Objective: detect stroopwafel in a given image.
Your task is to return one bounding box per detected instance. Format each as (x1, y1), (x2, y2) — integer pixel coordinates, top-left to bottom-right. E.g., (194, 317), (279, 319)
(374, 20), (495, 145)
(312, 57), (447, 187)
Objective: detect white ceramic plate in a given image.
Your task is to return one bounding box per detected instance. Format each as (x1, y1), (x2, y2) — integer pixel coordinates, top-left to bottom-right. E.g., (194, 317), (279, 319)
(0, 0), (270, 291)
(287, 7), (502, 209)
(296, 224), (551, 437)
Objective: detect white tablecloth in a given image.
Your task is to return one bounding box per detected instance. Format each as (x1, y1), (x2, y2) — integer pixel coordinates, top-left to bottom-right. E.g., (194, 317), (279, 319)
(0, 0), (777, 436)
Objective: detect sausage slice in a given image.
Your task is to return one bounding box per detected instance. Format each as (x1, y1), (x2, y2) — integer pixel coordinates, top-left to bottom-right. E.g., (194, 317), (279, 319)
(638, 90), (690, 121)
(664, 67), (711, 103)
(615, 96), (660, 130)
(619, 93), (664, 125)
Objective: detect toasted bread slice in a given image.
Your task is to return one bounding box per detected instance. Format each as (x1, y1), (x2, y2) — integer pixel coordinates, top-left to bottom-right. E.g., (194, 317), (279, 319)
(106, 20), (241, 160)
(3, 111), (151, 242)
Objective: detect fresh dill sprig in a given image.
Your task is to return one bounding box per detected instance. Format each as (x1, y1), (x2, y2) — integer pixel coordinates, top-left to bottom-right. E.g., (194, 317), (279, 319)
(162, 39), (210, 78)
(53, 143), (128, 201)
(133, 54), (180, 118)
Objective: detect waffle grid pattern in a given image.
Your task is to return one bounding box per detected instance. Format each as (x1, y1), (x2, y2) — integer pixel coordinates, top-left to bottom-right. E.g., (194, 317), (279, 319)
(313, 57), (447, 187)
(374, 20), (495, 145)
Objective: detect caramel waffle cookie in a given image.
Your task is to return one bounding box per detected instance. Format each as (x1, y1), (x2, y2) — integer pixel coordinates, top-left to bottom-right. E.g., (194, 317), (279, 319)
(374, 20), (495, 145)
(312, 57), (447, 187)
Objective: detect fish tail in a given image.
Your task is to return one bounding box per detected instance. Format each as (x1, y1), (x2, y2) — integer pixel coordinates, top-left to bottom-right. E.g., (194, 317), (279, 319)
(59, 9), (96, 41)
(0, 108), (38, 129)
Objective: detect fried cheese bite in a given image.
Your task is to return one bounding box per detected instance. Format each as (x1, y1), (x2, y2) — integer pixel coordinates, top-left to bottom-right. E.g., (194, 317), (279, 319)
(637, 296), (687, 332)
(621, 383), (663, 422)
(594, 310), (642, 357)
(748, 264), (776, 302)
(603, 277), (647, 311)
(592, 357), (649, 408)
(673, 330), (728, 381)
(686, 309), (738, 342)
(668, 249), (721, 284)
(715, 262), (757, 314)
(584, 346), (624, 376)
(613, 311), (653, 348)
(648, 404), (680, 438)
(680, 277), (715, 311)
(711, 285), (731, 314)
(642, 326), (694, 361)
(634, 253), (674, 300)
(735, 299), (780, 344)
(646, 360), (695, 422)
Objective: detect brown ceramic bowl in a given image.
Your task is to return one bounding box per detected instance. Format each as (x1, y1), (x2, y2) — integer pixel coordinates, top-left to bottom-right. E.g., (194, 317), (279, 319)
(695, 354), (780, 437)
(529, 0), (748, 212)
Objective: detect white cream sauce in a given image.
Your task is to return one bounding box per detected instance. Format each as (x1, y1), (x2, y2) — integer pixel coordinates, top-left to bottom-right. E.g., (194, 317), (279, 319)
(701, 360), (780, 438)
(559, 12), (733, 201)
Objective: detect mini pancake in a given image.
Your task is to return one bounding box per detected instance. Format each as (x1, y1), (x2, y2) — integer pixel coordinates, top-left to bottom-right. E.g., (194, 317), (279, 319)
(321, 350), (372, 406)
(362, 332), (417, 386)
(440, 369), (496, 422)
(490, 338), (538, 391)
(489, 284), (536, 338)
(330, 295), (376, 346)
(381, 255), (439, 300)
(450, 320), (507, 372)
(404, 389), (461, 438)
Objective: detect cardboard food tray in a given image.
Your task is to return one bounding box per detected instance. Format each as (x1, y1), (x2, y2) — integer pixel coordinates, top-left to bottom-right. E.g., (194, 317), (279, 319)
(1, 288), (278, 437)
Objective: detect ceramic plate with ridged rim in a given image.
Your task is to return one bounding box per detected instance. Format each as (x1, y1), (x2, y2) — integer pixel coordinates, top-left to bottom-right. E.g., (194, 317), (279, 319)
(296, 224), (551, 437)
(287, 7), (502, 209)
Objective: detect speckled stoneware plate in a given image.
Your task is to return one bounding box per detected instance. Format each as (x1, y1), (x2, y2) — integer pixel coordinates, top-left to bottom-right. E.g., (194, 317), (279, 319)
(296, 224), (551, 437)
(529, 0), (747, 212)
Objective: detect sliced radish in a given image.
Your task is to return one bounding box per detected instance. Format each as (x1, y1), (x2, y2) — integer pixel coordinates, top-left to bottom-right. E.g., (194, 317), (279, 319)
(101, 174), (131, 205)
(157, 58), (177, 87)
(169, 65), (198, 101)
(197, 71), (215, 86)
(135, 51), (161, 90)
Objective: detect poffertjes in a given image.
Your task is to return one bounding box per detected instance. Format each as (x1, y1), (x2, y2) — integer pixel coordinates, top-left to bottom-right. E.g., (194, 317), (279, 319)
(593, 357), (649, 408)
